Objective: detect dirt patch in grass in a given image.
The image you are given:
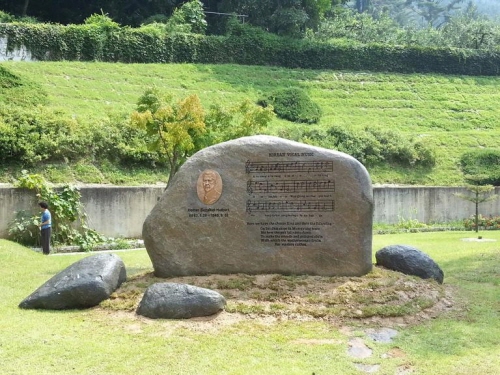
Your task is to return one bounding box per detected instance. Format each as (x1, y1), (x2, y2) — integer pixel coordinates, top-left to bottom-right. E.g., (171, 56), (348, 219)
(99, 266), (458, 329)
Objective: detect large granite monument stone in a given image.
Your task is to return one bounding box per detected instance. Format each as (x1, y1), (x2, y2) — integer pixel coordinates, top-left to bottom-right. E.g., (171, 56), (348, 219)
(143, 135), (373, 277)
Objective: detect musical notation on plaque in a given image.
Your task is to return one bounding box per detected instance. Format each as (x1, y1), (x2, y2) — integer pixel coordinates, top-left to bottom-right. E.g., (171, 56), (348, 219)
(246, 200), (334, 213)
(245, 160), (333, 174)
(247, 179), (335, 194)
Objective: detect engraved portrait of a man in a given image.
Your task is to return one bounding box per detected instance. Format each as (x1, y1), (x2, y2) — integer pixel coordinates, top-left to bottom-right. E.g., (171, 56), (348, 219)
(197, 169), (222, 205)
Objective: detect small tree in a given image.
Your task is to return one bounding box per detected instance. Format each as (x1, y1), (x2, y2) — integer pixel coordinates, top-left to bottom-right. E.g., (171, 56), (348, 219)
(130, 88), (205, 186)
(455, 175), (498, 237)
(130, 87), (275, 186)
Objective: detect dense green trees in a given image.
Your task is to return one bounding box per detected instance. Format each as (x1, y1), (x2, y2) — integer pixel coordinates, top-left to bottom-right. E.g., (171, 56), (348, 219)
(1, 0), (500, 43)
(2, 0), (496, 36)
(312, 2), (500, 50)
(0, 0), (343, 31)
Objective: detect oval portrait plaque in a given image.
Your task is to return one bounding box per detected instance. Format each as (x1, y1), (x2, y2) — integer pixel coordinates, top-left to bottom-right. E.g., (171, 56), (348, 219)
(197, 169), (223, 205)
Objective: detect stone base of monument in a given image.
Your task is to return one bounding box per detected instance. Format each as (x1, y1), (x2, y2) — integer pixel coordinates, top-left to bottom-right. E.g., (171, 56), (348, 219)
(143, 135), (373, 277)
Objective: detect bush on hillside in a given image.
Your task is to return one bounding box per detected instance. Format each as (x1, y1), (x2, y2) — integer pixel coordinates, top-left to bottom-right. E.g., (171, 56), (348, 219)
(258, 88), (322, 124)
(0, 106), (89, 164)
(0, 10), (14, 23)
(301, 125), (436, 167)
(460, 149), (500, 185)
(96, 120), (158, 167)
(0, 105), (157, 168)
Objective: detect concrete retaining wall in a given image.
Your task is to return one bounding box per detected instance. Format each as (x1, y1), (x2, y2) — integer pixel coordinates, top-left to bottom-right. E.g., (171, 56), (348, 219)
(1, 185), (499, 238)
(373, 186), (500, 224)
(0, 36), (34, 61)
(0, 185), (164, 238)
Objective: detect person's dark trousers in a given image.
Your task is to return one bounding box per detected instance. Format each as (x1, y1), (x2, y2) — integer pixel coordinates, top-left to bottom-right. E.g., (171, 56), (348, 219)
(41, 227), (51, 255)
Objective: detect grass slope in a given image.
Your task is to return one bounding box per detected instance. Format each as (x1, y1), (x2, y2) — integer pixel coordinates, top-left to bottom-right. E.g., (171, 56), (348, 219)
(2, 61), (500, 185)
(1, 232), (499, 374)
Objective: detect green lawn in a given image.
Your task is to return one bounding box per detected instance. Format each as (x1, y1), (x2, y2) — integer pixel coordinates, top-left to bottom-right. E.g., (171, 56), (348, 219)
(2, 61), (500, 185)
(1, 231), (499, 374)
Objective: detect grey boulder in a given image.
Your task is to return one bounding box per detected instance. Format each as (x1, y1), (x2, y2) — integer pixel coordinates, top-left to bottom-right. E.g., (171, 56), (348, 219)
(137, 282), (226, 319)
(375, 244), (444, 284)
(19, 253), (126, 309)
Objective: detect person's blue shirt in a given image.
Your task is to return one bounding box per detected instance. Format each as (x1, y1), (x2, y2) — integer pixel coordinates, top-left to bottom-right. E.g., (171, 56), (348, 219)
(41, 210), (51, 229)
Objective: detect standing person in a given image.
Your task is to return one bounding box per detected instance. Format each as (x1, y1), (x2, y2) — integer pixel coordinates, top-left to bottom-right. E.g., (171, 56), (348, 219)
(38, 201), (52, 255)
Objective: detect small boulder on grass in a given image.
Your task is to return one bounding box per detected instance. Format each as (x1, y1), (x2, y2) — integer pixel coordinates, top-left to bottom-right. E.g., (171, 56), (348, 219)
(137, 283), (226, 319)
(375, 244), (444, 284)
(19, 253), (126, 309)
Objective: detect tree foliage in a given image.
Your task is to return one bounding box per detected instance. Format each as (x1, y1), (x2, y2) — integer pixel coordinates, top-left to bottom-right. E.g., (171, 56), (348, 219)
(214, 0), (344, 37)
(313, 3), (500, 50)
(130, 88), (206, 185)
(1, 0), (500, 41)
(0, 0), (349, 37)
(130, 87), (274, 185)
(349, 0), (466, 27)
(440, 2), (500, 49)
(407, 0), (465, 28)
(164, 0), (207, 34)
(203, 100), (274, 146)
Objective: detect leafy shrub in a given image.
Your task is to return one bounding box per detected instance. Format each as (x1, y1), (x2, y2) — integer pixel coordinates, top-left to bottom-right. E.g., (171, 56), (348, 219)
(258, 87), (322, 124)
(84, 13), (121, 30)
(0, 105), (89, 164)
(9, 171), (106, 250)
(460, 149), (500, 185)
(395, 216), (427, 230)
(16, 16), (39, 24)
(98, 120), (156, 167)
(142, 14), (170, 25)
(0, 10), (39, 23)
(165, 0), (207, 35)
(202, 100), (275, 146)
(0, 10), (14, 23)
(463, 214), (500, 231)
(0, 102), (160, 169)
(137, 22), (169, 38)
(8, 210), (39, 246)
(301, 125), (436, 167)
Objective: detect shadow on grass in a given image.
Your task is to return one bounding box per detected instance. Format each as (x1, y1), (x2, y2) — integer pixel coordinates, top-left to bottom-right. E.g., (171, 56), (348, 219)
(399, 250), (500, 357)
(440, 251), (500, 285)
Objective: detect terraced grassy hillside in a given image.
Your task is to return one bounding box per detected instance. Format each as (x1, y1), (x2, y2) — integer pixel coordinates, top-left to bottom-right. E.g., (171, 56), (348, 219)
(2, 61), (500, 185)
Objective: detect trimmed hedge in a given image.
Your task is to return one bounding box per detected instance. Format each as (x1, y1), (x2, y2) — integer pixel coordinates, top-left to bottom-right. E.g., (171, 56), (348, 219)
(2, 23), (500, 75)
